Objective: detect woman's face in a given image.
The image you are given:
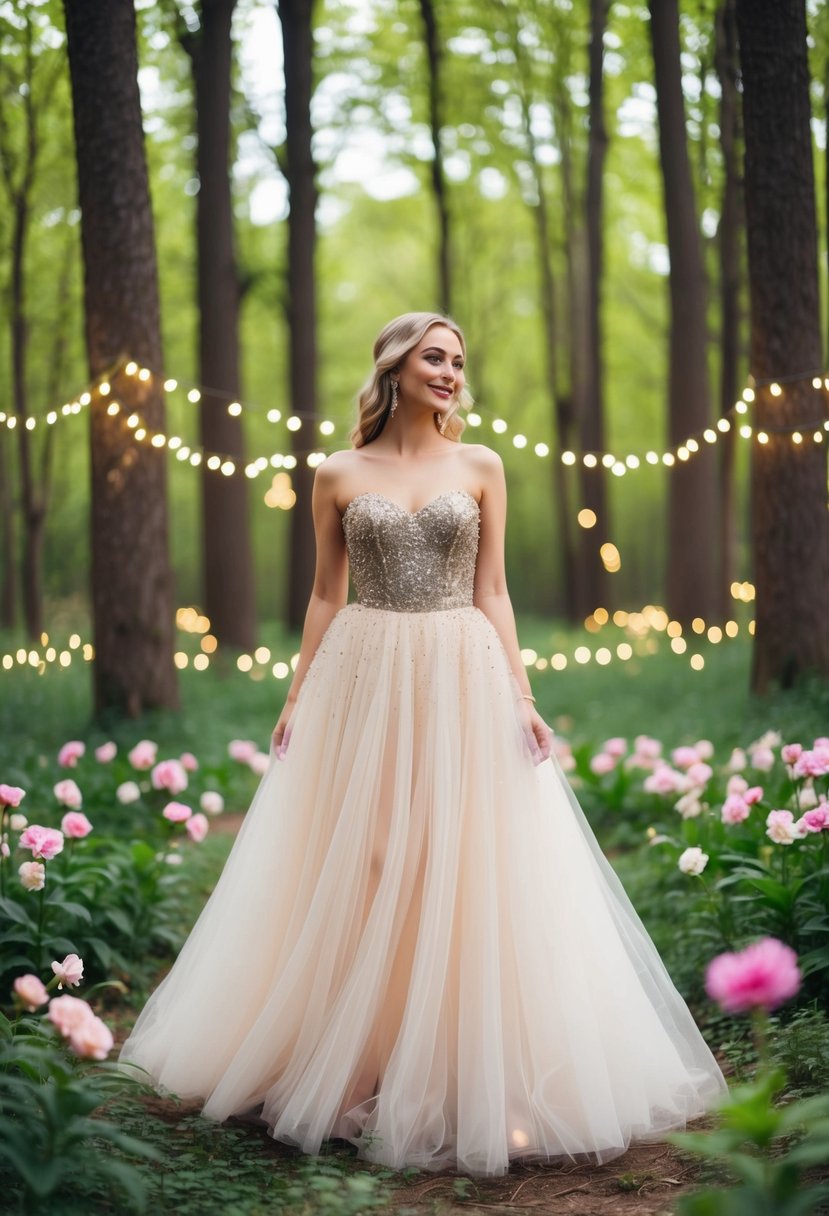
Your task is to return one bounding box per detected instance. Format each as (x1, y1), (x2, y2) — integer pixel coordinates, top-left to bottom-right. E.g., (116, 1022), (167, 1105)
(395, 325), (465, 422)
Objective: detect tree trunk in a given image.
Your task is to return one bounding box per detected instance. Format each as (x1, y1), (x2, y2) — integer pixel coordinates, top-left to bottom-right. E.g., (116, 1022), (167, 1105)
(735, 0), (829, 690)
(418, 0), (451, 313)
(714, 0), (741, 618)
(0, 437), (16, 630)
(576, 0), (611, 618)
(63, 0), (178, 715)
(186, 0), (257, 651)
(649, 0), (719, 623)
(278, 0), (318, 630)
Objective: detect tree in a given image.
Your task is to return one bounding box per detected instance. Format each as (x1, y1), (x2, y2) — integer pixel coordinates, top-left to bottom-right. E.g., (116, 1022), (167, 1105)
(277, 0), (318, 631)
(181, 0), (257, 652)
(63, 0), (178, 715)
(649, 0), (719, 623)
(735, 0), (829, 690)
(418, 0), (451, 313)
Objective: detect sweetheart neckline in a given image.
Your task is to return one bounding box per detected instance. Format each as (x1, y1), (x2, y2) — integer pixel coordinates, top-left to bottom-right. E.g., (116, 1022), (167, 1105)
(342, 489), (480, 521)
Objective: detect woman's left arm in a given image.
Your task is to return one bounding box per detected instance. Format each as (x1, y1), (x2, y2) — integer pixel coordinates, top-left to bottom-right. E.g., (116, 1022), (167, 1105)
(472, 448), (552, 764)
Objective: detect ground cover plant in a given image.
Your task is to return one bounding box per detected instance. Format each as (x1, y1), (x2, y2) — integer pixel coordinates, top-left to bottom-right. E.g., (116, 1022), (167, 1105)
(1, 616), (828, 1213)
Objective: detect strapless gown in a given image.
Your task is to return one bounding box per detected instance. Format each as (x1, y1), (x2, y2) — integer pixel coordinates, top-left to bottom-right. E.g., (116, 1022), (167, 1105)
(120, 489), (726, 1176)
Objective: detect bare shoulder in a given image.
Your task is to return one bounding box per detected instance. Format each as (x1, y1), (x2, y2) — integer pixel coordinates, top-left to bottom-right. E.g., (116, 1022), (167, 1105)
(313, 448), (357, 491)
(459, 442), (504, 484)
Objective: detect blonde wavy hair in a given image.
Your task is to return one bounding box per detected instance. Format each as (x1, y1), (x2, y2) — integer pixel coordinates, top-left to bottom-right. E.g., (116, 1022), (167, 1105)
(351, 312), (473, 448)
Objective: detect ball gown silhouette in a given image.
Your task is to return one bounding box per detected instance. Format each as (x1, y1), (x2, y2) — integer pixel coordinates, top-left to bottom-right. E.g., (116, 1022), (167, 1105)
(121, 488), (726, 1176)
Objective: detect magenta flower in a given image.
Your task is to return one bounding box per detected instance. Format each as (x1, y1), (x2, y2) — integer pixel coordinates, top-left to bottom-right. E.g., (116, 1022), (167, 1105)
(13, 974), (50, 1011)
(128, 739), (158, 770)
(151, 759), (188, 795)
(94, 741), (117, 763)
(54, 779), (82, 810)
(61, 812), (93, 839)
(57, 741), (86, 768)
(705, 938), (801, 1014)
(185, 812), (209, 843)
(162, 801), (192, 824)
(798, 806), (829, 833)
(0, 784), (25, 808)
(744, 786), (763, 805)
(19, 825), (64, 861)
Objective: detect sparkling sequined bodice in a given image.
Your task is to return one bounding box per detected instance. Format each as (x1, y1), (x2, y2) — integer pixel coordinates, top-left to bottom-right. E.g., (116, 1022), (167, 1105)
(342, 490), (480, 613)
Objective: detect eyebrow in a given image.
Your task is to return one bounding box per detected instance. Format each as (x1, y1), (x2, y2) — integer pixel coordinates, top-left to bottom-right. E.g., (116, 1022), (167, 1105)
(422, 346), (464, 358)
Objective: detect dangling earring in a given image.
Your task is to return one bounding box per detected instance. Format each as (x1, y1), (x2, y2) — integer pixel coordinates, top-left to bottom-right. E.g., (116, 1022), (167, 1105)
(390, 380), (398, 417)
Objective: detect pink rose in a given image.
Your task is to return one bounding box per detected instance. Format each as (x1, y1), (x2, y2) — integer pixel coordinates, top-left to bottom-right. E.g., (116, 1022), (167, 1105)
(228, 739), (258, 763)
(69, 1013), (114, 1061)
(94, 741), (117, 763)
(13, 973), (49, 1011)
(721, 794), (750, 825)
(766, 809), (803, 845)
(185, 812), (209, 843)
(18, 860), (45, 891)
(180, 752), (199, 772)
(151, 759), (188, 795)
(51, 953), (84, 989)
(0, 784), (25, 808)
(671, 746), (700, 770)
(54, 779), (82, 809)
(603, 737), (627, 759)
(686, 762), (713, 789)
(19, 825), (65, 861)
(162, 801), (192, 824)
(781, 743), (803, 766)
(750, 746), (776, 773)
(48, 993), (93, 1036)
(705, 937), (801, 1013)
(128, 739), (158, 770)
(58, 741), (85, 768)
(199, 790), (224, 816)
(61, 812), (93, 839)
(799, 806), (829, 833)
(634, 735), (662, 760)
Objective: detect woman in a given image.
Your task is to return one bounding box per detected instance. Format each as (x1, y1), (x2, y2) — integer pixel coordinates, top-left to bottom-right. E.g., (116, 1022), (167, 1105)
(121, 312), (726, 1177)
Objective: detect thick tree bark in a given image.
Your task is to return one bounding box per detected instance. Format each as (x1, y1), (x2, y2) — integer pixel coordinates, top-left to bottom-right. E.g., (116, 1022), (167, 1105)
(735, 0), (829, 690)
(576, 0), (611, 618)
(649, 0), (719, 623)
(418, 0), (451, 313)
(278, 0), (318, 630)
(185, 0), (256, 651)
(714, 0), (741, 617)
(64, 0), (178, 715)
(0, 437), (15, 630)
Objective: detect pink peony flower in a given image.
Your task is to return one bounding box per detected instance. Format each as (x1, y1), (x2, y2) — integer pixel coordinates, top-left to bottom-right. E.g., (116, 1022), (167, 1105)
(228, 739), (258, 764)
(744, 786), (763, 805)
(69, 1013), (114, 1061)
(18, 860), (45, 891)
(128, 739), (158, 770)
(19, 825), (64, 861)
(13, 973), (50, 1011)
(781, 742), (803, 766)
(1, 839), (8, 859)
(185, 812), (209, 843)
(58, 741), (85, 768)
(151, 759), (188, 795)
(162, 801), (192, 824)
(116, 781), (141, 805)
(727, 748), (747, 772)
(199, 790), (224, 816)
(634, 735), (662, 760)
(721, 794), (750, 825)
(726, 774), (749, 796)
(705, 937), (801, 1013)
(590, 752), (616, 776)
(766, 809), (804, 845)
(750, 746), (776, 773)
(672, 746), (701, 770)
(249, 751), (270, 776)
(54, 779), (82, 810)
(9, 813), (27, 830)
(678, 846), (709, 875)
(61, 812), (93, 839)
(675, 791), (703, 819)
(798, 806), (829, 833)
(694, 739), (715, 761)
(180, 752), (199, 772)
(165, 852), (183, 866)
(603, 737), (627, 759)
(799, 784), (818, 810)
(793, 750), (828, 780)
(0, 784), (25, 808)
(644, 765), (687, 796)
(94, 741), (117, 763)
(51, 953), (84, 989)
(686, 761), (713, 789)
(48, 993), (93, 1036)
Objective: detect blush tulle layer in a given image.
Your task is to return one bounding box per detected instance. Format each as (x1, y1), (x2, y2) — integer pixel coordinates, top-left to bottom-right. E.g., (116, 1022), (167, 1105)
(120, 604), (726, 1176)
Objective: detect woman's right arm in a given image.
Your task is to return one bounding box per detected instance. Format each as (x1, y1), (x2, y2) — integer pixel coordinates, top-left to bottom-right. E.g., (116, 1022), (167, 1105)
(272, 460), (348, 757)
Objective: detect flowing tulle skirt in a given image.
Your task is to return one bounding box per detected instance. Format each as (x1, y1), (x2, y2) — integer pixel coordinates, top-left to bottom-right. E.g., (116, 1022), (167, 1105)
(120, 603), (726, 1176)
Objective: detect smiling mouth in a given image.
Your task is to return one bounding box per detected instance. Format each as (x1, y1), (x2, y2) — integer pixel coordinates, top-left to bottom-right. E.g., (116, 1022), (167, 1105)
(429, 386), (453, 399)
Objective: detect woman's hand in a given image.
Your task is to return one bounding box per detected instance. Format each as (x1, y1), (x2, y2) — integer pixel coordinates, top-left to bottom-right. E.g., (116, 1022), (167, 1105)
(272, 696), (296, 760)
(518, 700), (553, 766)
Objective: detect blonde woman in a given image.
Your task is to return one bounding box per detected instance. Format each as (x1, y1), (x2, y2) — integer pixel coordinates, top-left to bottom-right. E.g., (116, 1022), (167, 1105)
(122, 312), (726, 1176)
